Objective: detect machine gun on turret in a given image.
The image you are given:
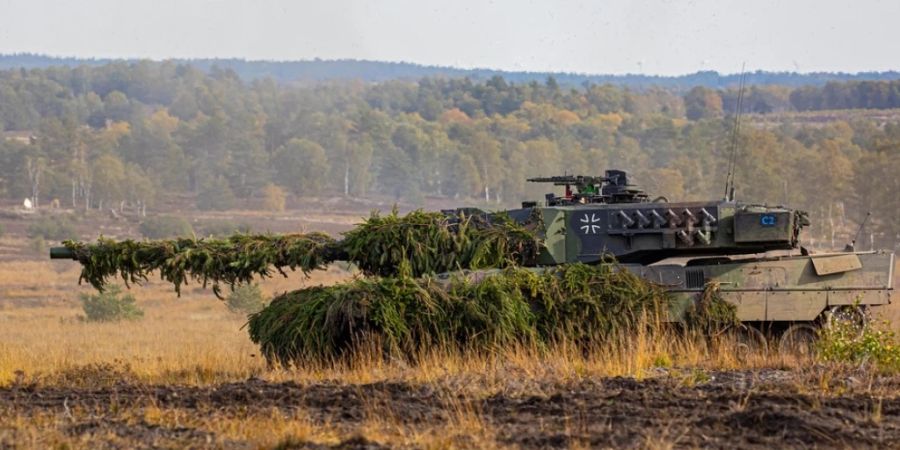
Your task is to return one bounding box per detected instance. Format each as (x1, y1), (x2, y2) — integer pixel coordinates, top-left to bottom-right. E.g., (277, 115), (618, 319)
(527, 170), (650, 206)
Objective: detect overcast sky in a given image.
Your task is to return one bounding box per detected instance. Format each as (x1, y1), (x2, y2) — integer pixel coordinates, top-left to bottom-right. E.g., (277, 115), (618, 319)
(0, 0), (896, 75)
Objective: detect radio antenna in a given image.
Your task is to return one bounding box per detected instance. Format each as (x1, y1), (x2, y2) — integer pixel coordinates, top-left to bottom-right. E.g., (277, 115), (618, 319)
(851, 212), (871, 248)
(723, 64), (747, 202)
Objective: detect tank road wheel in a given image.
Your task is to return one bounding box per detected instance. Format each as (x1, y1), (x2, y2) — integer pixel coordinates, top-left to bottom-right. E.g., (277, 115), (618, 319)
(732, 325), (769, 360)
(825, 306), (868, 337)
(778, 324), (818, 357)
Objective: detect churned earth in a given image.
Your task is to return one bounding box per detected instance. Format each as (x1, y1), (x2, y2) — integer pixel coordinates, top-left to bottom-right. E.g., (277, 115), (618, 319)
(2, 368), (898, 449)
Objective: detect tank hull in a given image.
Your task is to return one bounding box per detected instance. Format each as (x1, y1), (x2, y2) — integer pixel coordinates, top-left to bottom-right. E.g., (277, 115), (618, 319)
(634, 251), (894, 323)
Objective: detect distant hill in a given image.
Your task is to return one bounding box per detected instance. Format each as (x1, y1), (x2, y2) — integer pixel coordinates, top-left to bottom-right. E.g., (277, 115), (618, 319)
(1, 53), (899, 89)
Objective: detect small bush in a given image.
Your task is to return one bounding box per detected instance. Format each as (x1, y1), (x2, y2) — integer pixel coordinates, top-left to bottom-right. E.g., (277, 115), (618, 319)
(27, 215), (77, 240)
(817, 316), (900, 372)
(197, 220), (252, 237)
(0, 222), (5, 238)
(139, 216), (194, 239)
(262, 183), (286, 212)
(80, 285), (144, 322)
(226, 283), (266, 314)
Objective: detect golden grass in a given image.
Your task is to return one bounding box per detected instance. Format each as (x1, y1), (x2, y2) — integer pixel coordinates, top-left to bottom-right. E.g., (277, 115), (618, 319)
(0, 258), (354, 385)
(0, 305), (778, 390)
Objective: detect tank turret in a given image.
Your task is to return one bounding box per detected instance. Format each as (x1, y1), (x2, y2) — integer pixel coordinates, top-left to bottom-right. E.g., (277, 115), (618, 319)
(452, 170), (810, 265)
(526, 169), (649, 206)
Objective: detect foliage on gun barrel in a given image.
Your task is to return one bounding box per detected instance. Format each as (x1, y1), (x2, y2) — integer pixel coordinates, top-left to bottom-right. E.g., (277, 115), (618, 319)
(62, 209), (542, 295)
(63, 232), (338, 297)
(247, 263), (671, 367)
(342, 209), (541, 277)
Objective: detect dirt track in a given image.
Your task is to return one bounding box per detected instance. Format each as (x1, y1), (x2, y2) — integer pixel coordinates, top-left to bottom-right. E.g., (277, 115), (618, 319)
(2, 369), (899, 449)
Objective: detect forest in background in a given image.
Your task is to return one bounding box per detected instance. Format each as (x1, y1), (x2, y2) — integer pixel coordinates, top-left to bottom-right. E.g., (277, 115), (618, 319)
(3, 54), (900, 88)
(1, 60), (900, 248)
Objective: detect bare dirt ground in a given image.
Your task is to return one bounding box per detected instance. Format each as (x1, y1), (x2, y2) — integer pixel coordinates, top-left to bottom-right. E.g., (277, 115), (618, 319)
(2, 369), (899, 449)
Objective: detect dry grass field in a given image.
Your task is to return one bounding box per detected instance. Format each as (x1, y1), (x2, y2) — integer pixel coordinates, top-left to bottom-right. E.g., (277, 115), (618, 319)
(2, 210), (900, 448)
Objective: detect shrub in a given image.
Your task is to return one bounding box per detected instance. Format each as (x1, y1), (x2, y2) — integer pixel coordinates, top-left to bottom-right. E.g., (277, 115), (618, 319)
(197, 220), (252, 237)
(139, 216), (194, 239)
(27, 215), (77, 240)
(226, 283), (266, 314)
(817, 313), (900, 373)
(80, 285), (144, 322)
(262, 183), (286, 212)
(0, 222), (5, 238)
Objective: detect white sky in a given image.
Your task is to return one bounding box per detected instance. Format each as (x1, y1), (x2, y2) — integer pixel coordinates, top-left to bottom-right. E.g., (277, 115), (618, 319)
(0, 0), (897, 75)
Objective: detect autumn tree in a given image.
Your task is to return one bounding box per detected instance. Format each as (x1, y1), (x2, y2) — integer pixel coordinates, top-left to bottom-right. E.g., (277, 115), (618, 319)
(684, 87), (723, 120)
(90, 154), (127, 210)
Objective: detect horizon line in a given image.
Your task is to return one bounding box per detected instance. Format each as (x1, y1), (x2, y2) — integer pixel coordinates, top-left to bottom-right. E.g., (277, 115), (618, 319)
(2, 52), (899, 79)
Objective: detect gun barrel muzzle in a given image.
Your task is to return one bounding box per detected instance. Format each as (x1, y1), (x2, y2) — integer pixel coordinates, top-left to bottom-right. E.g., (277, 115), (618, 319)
(49, 247), (77, 260)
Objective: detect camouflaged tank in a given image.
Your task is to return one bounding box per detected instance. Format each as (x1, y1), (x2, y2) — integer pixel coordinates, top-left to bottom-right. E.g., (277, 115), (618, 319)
(443, 170), (895, 354)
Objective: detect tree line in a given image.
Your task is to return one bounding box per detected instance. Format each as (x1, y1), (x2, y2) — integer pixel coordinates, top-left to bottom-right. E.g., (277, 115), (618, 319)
(4, 54), (900, 88)
(1, 61), (900, 248)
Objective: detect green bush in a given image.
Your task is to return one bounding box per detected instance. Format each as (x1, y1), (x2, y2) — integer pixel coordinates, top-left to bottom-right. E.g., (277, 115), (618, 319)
(226, 283), (266, 314)
(197, 220), (252, 237)
(139, 216), (194, 239)
(80, 285), (144, 322)
(817, 315), (900, 372)
(27, 215), (77, 240)
(0, 222), (5, 238)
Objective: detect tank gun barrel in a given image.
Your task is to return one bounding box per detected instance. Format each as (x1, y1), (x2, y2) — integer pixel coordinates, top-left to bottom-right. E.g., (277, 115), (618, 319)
(50, 247), (77, 259)
(527, 175), (607, 186)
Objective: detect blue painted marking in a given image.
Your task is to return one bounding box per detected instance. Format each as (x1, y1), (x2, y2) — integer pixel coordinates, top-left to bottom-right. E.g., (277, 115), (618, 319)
(760, 215), (776, 226)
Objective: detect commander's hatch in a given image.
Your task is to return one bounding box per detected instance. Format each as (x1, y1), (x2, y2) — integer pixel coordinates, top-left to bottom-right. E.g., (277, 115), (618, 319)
(811, 254), (863, 276)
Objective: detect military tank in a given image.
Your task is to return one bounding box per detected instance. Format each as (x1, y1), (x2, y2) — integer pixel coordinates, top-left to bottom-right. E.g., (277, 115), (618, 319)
(441, 169), (894, 354)
(49, 168), (894, 355)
